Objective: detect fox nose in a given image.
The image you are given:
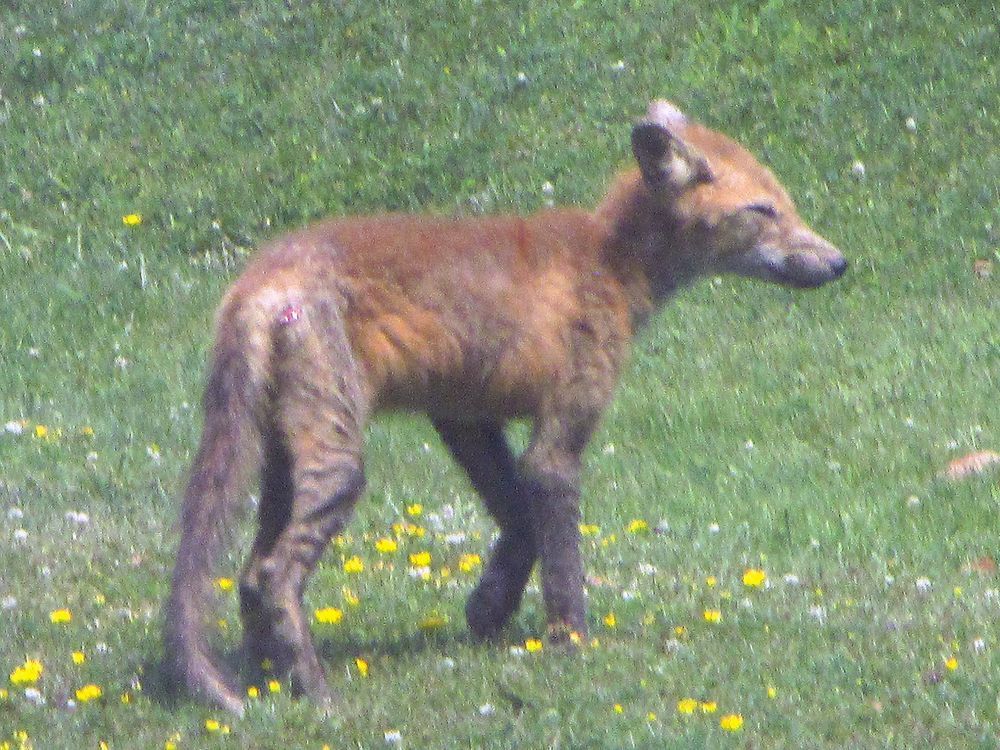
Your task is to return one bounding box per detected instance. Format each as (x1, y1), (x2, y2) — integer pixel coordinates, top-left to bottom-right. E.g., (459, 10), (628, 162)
(830, 256), (848, 277)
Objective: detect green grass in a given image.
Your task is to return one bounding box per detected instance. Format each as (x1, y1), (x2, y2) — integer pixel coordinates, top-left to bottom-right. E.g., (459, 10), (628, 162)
(1, 0), (998, 746)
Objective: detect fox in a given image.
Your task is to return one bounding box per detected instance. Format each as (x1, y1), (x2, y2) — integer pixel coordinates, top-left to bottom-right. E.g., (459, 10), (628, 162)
(164, 99), (847, 714)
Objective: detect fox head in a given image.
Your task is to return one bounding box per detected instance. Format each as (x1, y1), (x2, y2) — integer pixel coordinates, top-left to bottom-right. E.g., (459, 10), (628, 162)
(628, 100), (847, 290)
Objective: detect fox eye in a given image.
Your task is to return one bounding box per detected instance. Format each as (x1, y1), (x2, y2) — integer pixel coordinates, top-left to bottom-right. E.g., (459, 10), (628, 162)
(745, 202), (778, 219)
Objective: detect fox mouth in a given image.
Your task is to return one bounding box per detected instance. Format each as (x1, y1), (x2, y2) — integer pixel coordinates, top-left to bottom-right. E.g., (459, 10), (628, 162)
(759, 248), (848, 289)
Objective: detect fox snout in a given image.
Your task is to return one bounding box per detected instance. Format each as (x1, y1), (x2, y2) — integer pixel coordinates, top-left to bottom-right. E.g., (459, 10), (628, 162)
(762, 232), (848, 288)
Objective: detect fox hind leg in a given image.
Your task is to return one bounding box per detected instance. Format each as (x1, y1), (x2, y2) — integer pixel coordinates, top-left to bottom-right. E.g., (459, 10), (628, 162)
(433, 419), (536, 639)
(238, 299), (367, 702)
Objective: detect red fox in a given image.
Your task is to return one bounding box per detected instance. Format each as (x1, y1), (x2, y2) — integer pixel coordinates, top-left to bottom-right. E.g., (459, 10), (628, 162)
(164, 99), (847, 713)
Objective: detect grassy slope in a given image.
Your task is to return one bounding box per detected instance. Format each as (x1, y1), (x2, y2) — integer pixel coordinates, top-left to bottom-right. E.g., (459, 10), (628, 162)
(0, 0), (998, 746)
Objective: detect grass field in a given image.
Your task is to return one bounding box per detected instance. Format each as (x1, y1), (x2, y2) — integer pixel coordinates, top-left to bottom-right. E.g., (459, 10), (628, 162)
(1, 0), (998, 747)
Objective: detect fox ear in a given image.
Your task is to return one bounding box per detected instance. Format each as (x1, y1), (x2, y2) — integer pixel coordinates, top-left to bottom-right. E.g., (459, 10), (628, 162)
(631, 102), (714, 189)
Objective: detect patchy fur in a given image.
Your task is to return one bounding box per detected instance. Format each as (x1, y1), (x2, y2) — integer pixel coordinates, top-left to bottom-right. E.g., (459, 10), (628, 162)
(164, 100), (846, 713)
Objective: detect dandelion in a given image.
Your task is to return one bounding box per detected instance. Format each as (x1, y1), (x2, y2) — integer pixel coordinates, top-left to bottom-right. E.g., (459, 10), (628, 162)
(120, 691), (131, 704)
(375, 538), (398, 553)
(355, 657), (369, 677)
(742, 568), (767, 588)
(613, 703), (624, 714)
(215, 577), (235, 591)
(945, 656), (958, 671)
(314, 607), (344, 624)
(627, 519), (648, 534)
(342, 588), (360, 606)
(409, 551), (431, 567)
(49, 608), (72, 624)
(647, 711), (657, 721)
(703, 609), (722, 623)
(122, 213), (143, 226)
(205, 719), (221, 732)
(720, 713), (744, 731)
(458, 553), (481, 572)
(81, 426), (95, 437)
(700, 700), (717, 713)
(419, 614), (447, 630)
(406, 503), (423, 517)
(343, 556), (364, 574)
(72, 651), (86, 665)
(74, 684), (102, 702)
(524, 638), (543, 653)
(247, 685), (260, 698)
(0, 689), (7, 701)
(579, 523), (600, 536)
(267, 679), (281, 693)
(767, 685), (777, 699)
(677, 698), (698, 715)
(603, 612), (617, 629)
(34, 424), (49, 439)
(9, 659), (43, 685)
(706, 575), (717, 587)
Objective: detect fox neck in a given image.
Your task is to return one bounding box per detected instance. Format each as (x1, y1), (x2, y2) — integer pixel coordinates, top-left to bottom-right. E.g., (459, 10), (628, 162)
(594, 172), (705, 331)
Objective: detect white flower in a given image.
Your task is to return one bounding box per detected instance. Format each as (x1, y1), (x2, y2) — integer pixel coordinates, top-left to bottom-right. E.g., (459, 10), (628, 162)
(973, 638), (986, 654)
(850, 160), (866, 179)
(904, 116), (917, 133)
(708, 523), (720, 534)
(13, 529), (28, 543)
(808, 605), (826, 623)
(1, 596), (17, 610)
(24, 687), (46, 706)
(479, 703), (496, 716)
(637, 563), (657, 576)
(7, 507), (24, 520)
(383, 730), (402, 745)
(65, 510), (90, 525)
(915, 577), (932, 594)
(783, 573), (800, 586)
(906, 495), (920, 508)
(4, 421), (24, 435)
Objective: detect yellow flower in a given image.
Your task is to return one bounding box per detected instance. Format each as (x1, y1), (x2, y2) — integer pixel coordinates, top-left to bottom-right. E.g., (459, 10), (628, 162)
(120, 691), (131, 704)
(720, 713), (744, 731)
(342, 588), (360, 606)
(677, 698), (698, 715)
(706, 575), (718, 587)
(74, 683), (103, 702)
(613, 703), (624, 714)
(700, 700), (717, 714)
(703, 609), (722, 623)
(524, 638), (543, 653)
(579, 523), (601, 536)
(247, 685), (260, 698)
(603, 612), (617, 629)
(742, 568), (767, 588)
(81, 426), (95, 437)
(409, 551), (431, 567)
(767, 685), (777, 699)
(10, 659), (43, 685)
(314, 607), (344, 624)
(945, 656), (958, 671)
(72, 651), (86, 665)
(647, 711), (657, 721)
(34, 424), (49, 439)
(627, 519), (648, 534)
(674, 625), (687, 637)
(267, 679), (281, 693)
(458, 553), (481, 572)
(122, 213), (143, 226)
(375, 538), (398, 553)
(0, 688), (8, 701)
(406, 503), (423, 517)
(205, 719), (221, 732)
(215, 577), (235, 591)
(419, 614), (447, 630)
(343, 556), (364, 574)
(355, 658), (369, 677)
(50, 608), (73, 624)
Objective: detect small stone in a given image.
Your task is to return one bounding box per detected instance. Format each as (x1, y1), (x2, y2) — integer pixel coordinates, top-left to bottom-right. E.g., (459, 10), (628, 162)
(850, 160), (866, 179)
